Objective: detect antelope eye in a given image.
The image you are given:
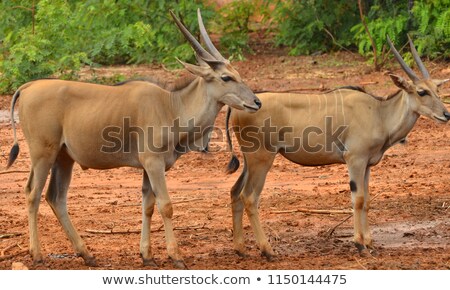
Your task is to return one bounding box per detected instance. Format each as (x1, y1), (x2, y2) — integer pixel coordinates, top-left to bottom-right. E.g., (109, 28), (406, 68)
(221, 75), (233, 82)
(417, 90), (427, 97)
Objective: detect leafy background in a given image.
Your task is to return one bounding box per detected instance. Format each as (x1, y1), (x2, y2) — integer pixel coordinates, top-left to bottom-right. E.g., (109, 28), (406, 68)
(0, 0), (448, 94)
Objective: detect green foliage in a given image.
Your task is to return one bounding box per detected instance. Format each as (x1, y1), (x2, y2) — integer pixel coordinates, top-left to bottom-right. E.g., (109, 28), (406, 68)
(1, 0), (448, 94)
(273, 0), (360, 55)
(0, 0), (214, 93)
(351, 0), (450, 65)
(217, 1), (254, 60)
(274, 0), (449, 64)
(410, 0), (450, 59)
(351, 1), (409, 60)
(217, 0), (269, 60)
(0, 0), (89, 92)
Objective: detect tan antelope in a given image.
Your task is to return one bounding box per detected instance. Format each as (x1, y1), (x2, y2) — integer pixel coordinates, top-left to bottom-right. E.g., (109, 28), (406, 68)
(6, 9), (261, 269)
(225, 36), (449, 259)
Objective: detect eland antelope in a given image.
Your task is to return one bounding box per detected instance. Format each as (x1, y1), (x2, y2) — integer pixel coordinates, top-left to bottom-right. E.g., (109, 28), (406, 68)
(225, 36), (449, 259)
(6, 9), (261, 269)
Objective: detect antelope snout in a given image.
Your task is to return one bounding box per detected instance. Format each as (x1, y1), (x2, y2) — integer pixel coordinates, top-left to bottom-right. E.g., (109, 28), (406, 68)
(254, 98), (262, 109)
(444, 111), (450, 121)
(243, 95), (262, 112)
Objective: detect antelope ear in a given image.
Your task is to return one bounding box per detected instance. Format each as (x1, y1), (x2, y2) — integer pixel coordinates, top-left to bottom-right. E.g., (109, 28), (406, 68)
(389, 74), (414, 92)
(177, 58), (213, 79)
(433, 79), (449, 87)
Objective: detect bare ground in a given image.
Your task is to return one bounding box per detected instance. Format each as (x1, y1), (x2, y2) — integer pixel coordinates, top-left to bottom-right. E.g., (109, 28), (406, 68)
(0, 51), (449, 270)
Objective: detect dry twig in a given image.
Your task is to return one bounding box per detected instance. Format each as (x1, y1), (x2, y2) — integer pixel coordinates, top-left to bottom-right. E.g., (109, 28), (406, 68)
(0, 170), (29, 175)
(85, 228), (140, 234)
(354, 257), (368, 270)
(325, 215), (353, 238)
(265, 224), (281, 242)
(118, 203), (140, 207)
(0, 233), (23, 239)
(0, 250), (28, 262)
(118, 197), (204, 207)
(358, 0), (380, 71)
(360, 81), (378, 86)
(173, 198), (204, 205)
(85, 223), (206, 235)
(1, 243), (19, 256)
(271, 208), (353, 215)
(322, 27), (356, 55)
(325, 192), (384, 237)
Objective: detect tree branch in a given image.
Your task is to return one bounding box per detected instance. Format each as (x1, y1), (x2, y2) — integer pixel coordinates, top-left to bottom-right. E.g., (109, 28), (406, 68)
(358, 0), (379, 70)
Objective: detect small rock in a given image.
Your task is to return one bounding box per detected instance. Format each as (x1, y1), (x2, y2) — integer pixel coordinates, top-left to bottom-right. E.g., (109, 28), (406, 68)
(11, 262), (28, 270)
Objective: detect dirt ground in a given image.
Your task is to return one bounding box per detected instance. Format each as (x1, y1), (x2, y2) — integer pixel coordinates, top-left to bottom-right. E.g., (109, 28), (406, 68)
(0, 49), (449, 270)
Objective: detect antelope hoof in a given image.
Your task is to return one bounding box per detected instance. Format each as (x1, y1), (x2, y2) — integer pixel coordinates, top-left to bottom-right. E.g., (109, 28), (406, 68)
(172, 259), (187, 269)
(235, 249), (248, 258)
(84, 257), (98, 267)
(31, 251), (43, 266)
(143, 258), (158, 267)
(32, 258), (44, 266)
(262, 250), (276, 262)
(354, 241), (377, 257)
(359, 248), (372, 258)
(354, 242), (374, 258)
(354, 242), (366, 253)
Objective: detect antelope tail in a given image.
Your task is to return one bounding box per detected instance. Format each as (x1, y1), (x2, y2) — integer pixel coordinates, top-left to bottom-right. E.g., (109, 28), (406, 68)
(6, 89), (21, 169)
(225, 107), (240, 174)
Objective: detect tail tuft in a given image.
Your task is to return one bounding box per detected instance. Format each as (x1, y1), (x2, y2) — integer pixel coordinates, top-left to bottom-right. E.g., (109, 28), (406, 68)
(6, 143), (19, 169)
(226, 154), (240, 174)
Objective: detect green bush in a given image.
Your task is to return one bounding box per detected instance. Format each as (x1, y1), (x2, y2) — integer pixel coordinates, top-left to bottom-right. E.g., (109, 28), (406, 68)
(351, 0), (449, 65)
(1, 0), (448, 94)
(273, 0), (449, 65)
(410, 0), (450, 59)
(351, 1), (409, 63)
(273, 0), (360, 55)
(217, 0), (256, 60)
(0, 0), (214, 93)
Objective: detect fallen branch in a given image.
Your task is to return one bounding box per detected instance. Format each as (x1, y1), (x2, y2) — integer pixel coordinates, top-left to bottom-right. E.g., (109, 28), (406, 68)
(266, 224), (281, 242)
(0, 250), (28, 262)
(359, 81), (378, 86)
(271, 208), (353, 215)
(354, 257), (368, 270)
(1, 243), (19, 256)
(85, 223), (207, 235)
(0, 233), (23, 239)
(85, 228), (140, 234)
(0, 170), (29, 175)
(171, 223), (207, 232)
(173, 198), (204, 205)
(118, 203), (140, 207)
(325, 215), (353, 238)
(118, 198), (204, 208)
